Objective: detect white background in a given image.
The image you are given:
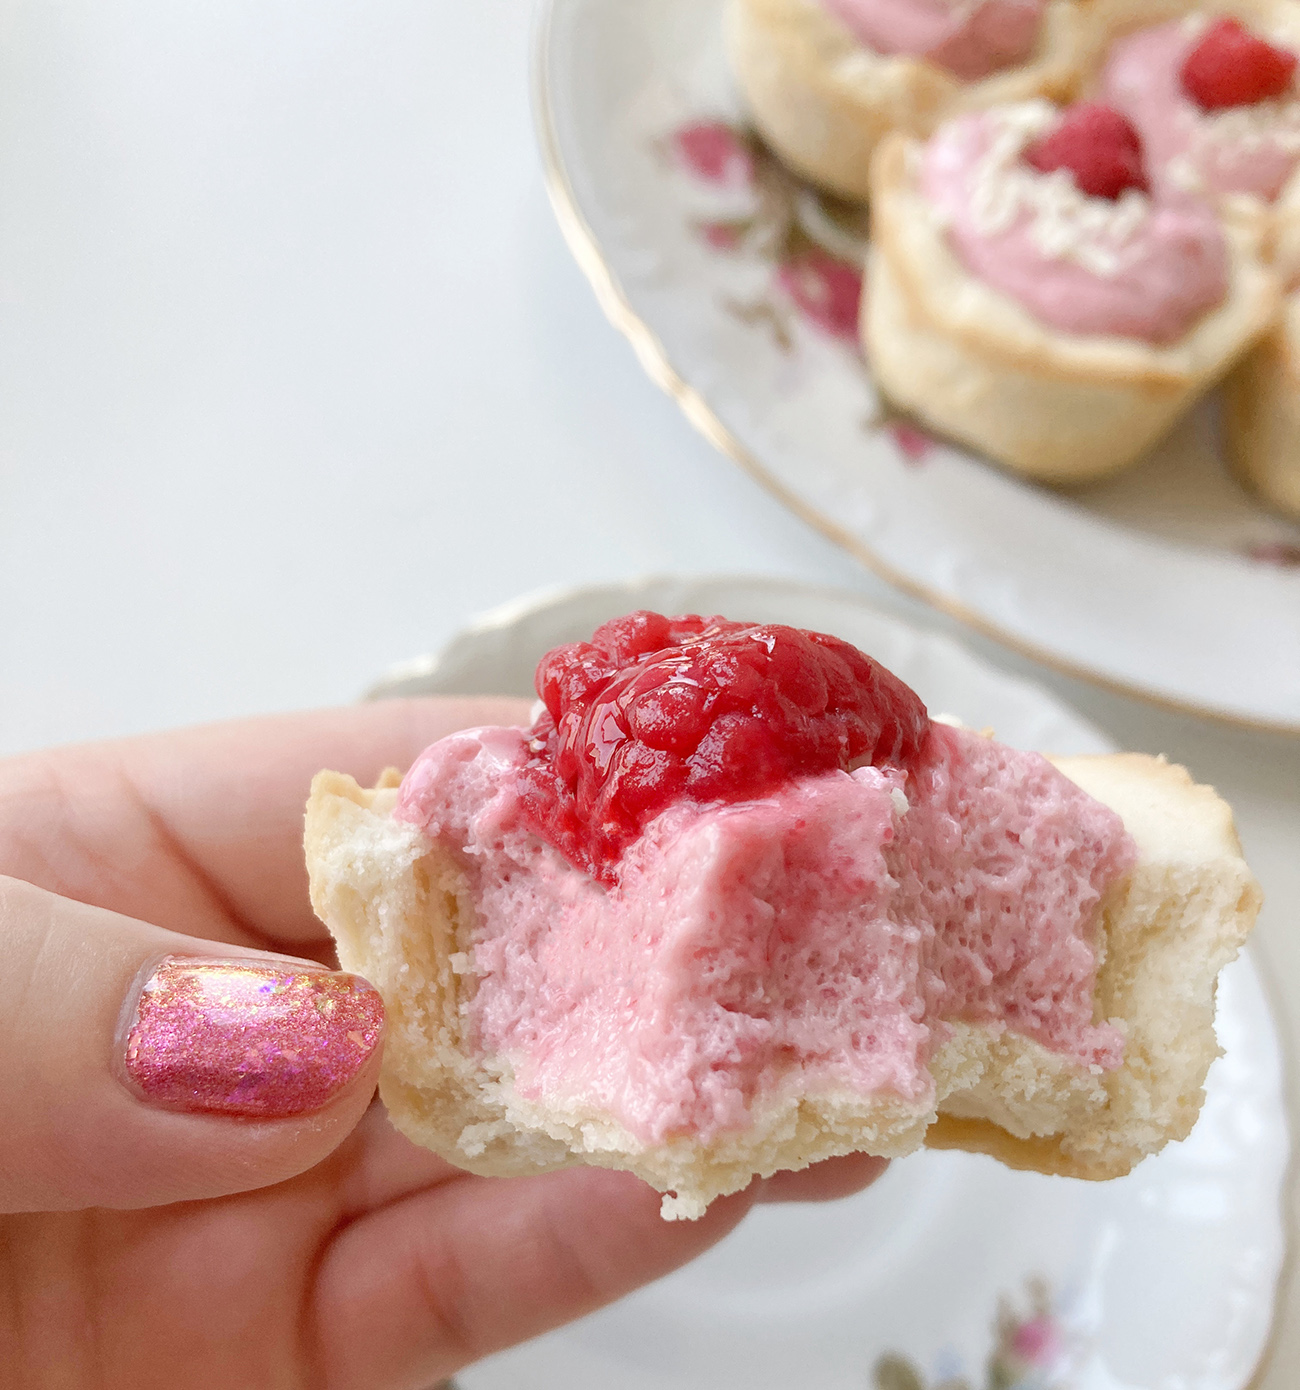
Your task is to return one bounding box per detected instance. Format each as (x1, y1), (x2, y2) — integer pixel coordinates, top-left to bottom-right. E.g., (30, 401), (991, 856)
(1, 0), (1297, 1381)
(0, 0), (869, 756)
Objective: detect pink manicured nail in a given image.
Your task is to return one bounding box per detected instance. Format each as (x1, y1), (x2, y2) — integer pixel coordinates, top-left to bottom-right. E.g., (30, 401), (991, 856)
(122, 956), (384, 1118)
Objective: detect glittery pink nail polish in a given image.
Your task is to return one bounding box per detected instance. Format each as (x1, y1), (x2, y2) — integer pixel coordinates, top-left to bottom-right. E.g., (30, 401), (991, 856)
(122, 956), (384, 1118)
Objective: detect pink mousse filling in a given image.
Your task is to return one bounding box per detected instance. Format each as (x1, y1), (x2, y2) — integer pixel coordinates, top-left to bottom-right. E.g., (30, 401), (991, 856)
(821, 0), (1045, 81)
(921, 109), (1229, 343)
(395, 721), (1135, 1147)
(1102, 21), (1300, 203)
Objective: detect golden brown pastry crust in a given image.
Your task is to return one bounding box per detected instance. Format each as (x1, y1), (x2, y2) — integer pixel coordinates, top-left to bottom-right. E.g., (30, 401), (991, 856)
(727, 0), (1086, 201)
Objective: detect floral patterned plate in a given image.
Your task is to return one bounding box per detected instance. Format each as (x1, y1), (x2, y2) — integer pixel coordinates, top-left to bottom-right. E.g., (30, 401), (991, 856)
(533, 0), (1300, 732)
(370, 574), (1289, 1390)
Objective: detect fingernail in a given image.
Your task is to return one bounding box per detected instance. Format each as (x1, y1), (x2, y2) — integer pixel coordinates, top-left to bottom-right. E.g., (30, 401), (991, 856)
(121, 956), (384, 1118)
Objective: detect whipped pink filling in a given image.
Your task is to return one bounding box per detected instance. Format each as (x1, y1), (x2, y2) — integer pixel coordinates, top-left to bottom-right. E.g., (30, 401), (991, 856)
(1102, 21), (1300, 203)
(921, 108), (1229, 343)
(396, 722), (1134, 1147)
(821, 0), (1045, 81)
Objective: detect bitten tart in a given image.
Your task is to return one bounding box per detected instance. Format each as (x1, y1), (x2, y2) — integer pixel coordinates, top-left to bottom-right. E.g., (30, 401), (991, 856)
(306, 613), (1260, 1220)
(865, 99), (1279, 481)
(727, 0), (1087, 201)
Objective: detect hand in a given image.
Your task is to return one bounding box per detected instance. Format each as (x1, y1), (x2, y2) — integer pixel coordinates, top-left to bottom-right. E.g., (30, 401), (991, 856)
(0, 699), (886, 1390)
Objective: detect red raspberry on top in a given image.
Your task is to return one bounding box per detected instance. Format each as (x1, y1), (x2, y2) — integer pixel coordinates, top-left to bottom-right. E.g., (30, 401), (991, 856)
(1023, 103), (1150, 200)
(1181, 18), (1298, 112)
(515, 611), (931, 884)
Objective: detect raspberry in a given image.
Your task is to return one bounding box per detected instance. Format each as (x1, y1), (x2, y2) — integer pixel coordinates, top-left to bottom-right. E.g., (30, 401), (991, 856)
(1023, 103), (1149, 200)
(1181, 18), (1297, 111)
(516, 611), (931, 884)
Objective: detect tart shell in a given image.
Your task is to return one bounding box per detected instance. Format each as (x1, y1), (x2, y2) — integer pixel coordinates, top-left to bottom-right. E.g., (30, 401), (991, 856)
(727, 0), (1087, 202)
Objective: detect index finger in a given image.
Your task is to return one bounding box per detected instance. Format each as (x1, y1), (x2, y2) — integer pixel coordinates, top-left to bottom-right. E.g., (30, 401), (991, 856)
(0, 697), (532, 951)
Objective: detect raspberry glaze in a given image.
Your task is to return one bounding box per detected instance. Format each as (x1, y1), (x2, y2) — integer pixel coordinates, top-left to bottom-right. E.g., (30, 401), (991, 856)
(515, 611), (930, 884)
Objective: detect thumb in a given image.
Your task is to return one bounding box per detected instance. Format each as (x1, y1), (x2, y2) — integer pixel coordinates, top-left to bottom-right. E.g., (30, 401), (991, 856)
(0, 874), (384, 1213)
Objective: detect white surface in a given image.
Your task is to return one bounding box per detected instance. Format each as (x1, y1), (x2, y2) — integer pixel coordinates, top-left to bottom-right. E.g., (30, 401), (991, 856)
(0, 0), (871, 759)
(375, 576), (1288, 1390)
(1, 4), (1299, 1385)
(537, 0), (1300, 728)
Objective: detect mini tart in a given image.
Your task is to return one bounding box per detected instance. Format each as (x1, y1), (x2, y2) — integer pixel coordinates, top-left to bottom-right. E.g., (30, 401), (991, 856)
(1225, 287), (1300, 517)
(864, 131), (1279, 483)
(305, 752), (1258, 1218)
(1079, 0), (1300, 275)
(727, 0), (1087, 201)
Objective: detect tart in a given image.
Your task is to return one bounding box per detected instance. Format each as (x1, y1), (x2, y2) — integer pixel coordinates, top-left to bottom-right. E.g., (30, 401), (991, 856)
(726, 0), (1087, 201)
(865, 100), (1279, 481)
(305, 613), (1259, 1219)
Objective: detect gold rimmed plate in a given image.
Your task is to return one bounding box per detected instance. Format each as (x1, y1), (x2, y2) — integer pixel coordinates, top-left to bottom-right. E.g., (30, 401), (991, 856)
(533, 0), (1300, 732)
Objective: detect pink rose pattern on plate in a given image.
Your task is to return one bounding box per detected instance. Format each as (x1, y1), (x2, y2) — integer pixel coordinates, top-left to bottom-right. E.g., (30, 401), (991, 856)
(775, 248), (863, 339)
(667, 120), (866, 341)
(662, 118), (1300, 533)
(664, 117), (939, 465)
(873, 1278), (1075, 1390)
(672, 120), (756, 187)
(888, 419), (936, 464)
(1245, 539), (1300, 568)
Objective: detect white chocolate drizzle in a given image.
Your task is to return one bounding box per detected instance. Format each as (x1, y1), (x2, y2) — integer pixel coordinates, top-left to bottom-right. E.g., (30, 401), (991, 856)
(1197, 95), (1300, 155)
(1165, 94), (1300, 197)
